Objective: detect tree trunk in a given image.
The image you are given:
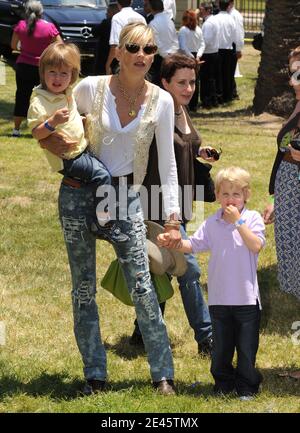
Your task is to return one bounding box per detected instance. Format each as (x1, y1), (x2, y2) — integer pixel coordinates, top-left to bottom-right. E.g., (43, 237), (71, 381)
(253, 0), (300, 117)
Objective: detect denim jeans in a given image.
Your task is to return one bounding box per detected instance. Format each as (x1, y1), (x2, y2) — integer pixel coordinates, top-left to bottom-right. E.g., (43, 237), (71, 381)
(209, 303), (262, 396)
(133, 225), (212, 345)
(58, 181), (174, 382)
(62, 151), (111, 185)
(62, 151), (111, 221)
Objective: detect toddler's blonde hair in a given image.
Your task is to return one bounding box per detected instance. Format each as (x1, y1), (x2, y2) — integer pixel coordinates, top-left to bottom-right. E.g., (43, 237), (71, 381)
(215, 166), (251, 195)
(39, 42), (81, 89)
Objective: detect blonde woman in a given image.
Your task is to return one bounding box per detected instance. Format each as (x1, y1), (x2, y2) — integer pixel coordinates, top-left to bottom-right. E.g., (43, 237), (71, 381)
(40, 22), (181, 396)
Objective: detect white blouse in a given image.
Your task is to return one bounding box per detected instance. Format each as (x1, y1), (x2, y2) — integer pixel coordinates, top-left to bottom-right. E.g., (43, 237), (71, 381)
(178, 26), (205, 58)
(73, 76), (180, 217)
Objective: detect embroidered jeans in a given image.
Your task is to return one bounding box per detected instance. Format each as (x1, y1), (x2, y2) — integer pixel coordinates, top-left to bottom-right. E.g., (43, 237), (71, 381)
(58, 181), (174, 382)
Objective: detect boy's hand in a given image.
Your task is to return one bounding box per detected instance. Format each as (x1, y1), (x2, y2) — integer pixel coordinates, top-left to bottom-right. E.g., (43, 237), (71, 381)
(157, 231), (183, 249)
(52, 108), (69, 126)
(223, 205), (240, 225)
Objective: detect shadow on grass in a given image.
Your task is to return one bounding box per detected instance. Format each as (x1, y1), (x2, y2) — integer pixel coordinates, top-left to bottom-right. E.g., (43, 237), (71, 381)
(260, 367), (300, 397)
(0, 370), (214, 400)
(0, 131), (33, 139)
(258, 264), (300, 336)
(0, 372), (82, 401)
(104, 335), (146, 360)
(190, 105), (253, 119)
(0, 369), (299, 401)
(0, 101), (14, 120)
(105, 335), (178, 361)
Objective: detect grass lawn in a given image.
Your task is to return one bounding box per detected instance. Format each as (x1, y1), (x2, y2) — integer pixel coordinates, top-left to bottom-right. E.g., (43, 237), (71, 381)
(0, 45), (299, 413)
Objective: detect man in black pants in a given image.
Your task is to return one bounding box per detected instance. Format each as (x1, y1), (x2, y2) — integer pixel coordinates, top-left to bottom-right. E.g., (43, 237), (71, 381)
(214, 0), (236, 104)
(146, 0), (179, 86)
(199, 2), (220, 109)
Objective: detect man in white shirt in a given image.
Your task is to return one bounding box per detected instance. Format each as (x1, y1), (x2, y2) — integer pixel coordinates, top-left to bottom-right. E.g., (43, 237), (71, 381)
(163, 0), (176, 21)
(229, 0), (244, 99)
(147, 0), (179, 85)
(199, 2), (220, 108)
(214, 0), (237, 103)
(105, 0), (146, 74)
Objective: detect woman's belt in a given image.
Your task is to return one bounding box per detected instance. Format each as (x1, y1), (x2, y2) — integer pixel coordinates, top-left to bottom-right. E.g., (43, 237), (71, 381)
(62, 173), (134, 189)
(111, 173), (134, 186)
(283, 152), (300, 165)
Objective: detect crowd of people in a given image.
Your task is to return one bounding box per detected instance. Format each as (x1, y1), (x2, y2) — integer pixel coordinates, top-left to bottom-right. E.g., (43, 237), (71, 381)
(7, 0), (300, 398)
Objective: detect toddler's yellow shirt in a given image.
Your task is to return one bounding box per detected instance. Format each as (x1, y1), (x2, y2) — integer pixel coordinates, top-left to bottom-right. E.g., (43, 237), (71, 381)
(27, 85), (87, 172)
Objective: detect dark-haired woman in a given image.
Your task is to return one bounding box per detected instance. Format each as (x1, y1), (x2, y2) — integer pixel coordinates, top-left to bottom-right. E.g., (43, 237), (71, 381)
(131, 53), (214, 356)
(11, 0), (61, 136)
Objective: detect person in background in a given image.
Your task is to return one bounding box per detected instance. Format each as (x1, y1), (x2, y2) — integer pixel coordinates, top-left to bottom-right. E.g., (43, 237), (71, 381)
(263, 46), (300, 380)
(163, 0), (176, 21)
(105, 0), (146, 74)
(229, 0), (244, 100)
(94, 1), (119, 75)
(178, 9), (205, 112)
(214, 0), (237, 104)
(10, 0), (62, 137)
(147, 0), (179, 86)
(159, 166), (265, 400)
(130, 53), (214, 357)
(199, 2), (220, 109)
(144, 0), (154, 23)
(39, 22), (181, 396)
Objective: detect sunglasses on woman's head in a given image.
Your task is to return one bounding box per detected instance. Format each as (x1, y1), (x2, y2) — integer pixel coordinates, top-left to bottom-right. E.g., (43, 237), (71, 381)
(125, 43), (158, 55)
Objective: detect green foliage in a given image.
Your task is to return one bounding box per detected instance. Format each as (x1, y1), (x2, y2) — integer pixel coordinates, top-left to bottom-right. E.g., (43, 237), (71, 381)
(0, 46), (299, 413)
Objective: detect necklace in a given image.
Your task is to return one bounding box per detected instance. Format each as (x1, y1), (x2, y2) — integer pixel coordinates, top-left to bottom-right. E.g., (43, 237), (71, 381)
(117, 75), (145, 117)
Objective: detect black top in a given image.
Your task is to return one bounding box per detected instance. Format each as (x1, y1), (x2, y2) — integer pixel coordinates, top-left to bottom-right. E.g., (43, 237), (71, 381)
(269, 111), (300, 194)
(142, 109), (201, 224)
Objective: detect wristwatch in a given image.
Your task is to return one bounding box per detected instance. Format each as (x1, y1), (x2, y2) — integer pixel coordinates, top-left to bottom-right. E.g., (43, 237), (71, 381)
(234, 218), (246, 228)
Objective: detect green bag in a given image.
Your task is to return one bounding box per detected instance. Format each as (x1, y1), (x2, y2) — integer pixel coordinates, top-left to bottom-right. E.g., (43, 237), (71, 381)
(101, 259), (174, 306)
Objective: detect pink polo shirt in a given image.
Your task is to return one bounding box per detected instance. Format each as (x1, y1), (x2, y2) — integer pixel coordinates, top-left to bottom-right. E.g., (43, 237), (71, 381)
(189, 208), (265, 308)
(14, 19), (59, 66)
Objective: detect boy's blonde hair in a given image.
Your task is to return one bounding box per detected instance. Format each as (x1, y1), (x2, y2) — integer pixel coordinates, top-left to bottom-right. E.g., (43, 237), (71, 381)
(39, 42), (81, 89)
(215, 166), (251, 195)
(118, 22), (155, 48)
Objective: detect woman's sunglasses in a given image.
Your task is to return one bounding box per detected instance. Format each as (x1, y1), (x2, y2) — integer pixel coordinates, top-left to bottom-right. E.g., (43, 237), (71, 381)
(206, 147), (222, 161)
(287, 68), (300, 82)
(125, 43), (158, 55)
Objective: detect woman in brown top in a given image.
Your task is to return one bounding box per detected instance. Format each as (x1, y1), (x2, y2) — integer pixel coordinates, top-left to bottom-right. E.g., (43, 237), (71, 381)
(131, 53), (217, 355)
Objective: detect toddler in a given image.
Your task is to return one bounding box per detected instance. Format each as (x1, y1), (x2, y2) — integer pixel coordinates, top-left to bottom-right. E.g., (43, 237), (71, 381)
(27, 42), (127, 244)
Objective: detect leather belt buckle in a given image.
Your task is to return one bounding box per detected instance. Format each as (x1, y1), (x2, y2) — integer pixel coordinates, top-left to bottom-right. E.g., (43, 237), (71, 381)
(62, 177), (83, 189)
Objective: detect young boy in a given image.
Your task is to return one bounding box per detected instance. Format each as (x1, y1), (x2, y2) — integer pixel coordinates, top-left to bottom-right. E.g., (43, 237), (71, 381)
(158, 166), (265, 399)
(27, 42), (127, 244)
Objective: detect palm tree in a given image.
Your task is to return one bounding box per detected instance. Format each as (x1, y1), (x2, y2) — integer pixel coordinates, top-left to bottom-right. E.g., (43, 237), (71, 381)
(253, 0), (300, 116)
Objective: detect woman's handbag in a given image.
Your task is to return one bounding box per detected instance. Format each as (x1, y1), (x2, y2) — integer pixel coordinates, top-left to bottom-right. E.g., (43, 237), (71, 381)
(193, 158), (216, 202)
(101, 259), (174, 306)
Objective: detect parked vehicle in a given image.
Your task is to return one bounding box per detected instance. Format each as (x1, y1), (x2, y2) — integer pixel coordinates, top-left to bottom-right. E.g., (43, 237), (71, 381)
(0, 0), (107, 60)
